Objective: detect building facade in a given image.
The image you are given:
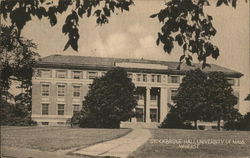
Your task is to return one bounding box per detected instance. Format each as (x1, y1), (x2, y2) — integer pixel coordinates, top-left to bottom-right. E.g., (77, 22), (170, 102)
(32, 55), (243, 126)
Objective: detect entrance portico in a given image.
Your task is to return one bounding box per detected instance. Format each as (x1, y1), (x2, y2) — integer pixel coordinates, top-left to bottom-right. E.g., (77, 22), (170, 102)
(133, 86), (168, 123)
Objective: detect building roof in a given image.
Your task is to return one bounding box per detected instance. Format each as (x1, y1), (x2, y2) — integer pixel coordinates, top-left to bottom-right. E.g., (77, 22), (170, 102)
(36, 55), (243, 78)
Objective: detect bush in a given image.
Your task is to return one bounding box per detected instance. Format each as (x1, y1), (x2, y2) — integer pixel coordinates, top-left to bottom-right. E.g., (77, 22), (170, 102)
(224, 112), (250, 131)
(0, 99), (37, 126)
(159, 112), (195, 129)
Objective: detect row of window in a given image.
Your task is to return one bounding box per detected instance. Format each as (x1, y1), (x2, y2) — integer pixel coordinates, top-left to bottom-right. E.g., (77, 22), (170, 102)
(41, 84), (81, 97)
(130, 73), (181, 83)
(42, 103), (80, 115)
(39, 69), (181, 83)
(40, 70), (104, 79)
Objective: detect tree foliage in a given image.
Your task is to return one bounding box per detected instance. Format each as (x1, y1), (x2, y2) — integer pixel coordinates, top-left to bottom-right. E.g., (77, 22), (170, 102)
(0, 25), (40, 98)
(224, 112), (250, 131)
(163, 69), (240, 130)
(150, 0), (246, 68)
(173, 69), (208, 128)
(0, 25), (39, 125)
(0, 0), (134, 51)
(204, 72), (239, 130)
(78, 67), (137, 128)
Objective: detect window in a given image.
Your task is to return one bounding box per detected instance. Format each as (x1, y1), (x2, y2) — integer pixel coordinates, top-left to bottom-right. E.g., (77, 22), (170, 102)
(41, 84), (50, 96)
(72, 71), (82, 79)
(171, 89), (178, 100)
(58, 104), (64, 115)
(157, 75), (161, 83)
(56, 70), (67, 78)
(143, 74), (147, 82)
(73, 104), (80, 114)
(136, 108), (143, 122)
(151, 75), (155, 82)
(88, 72), (98, 79)
(41, 70), (51, 78)
(73, 86), (81, 97)
(227, 79), (235, 86)
(150, 94), (157, 100)
(57, 84), (66, 96)
(150, 109), (157, 122)
(42, 104), (49, 115)
(168, 76), (180, 83)
(136, 74), (141, 82)
(138, 94), (144, 100)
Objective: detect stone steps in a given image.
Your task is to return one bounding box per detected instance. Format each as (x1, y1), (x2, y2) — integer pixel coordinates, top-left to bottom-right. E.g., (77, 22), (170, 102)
(120, 122), (160, 129)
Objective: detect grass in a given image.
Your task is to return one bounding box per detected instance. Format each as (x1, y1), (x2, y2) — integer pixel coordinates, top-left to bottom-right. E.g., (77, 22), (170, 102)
(1, 126), (131, 152)
(129, 129), (250, 158)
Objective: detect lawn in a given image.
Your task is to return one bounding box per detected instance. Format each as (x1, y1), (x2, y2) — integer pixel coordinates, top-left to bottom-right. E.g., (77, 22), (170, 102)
(1, 126), (131, 152)
(129, 129), (250, 158)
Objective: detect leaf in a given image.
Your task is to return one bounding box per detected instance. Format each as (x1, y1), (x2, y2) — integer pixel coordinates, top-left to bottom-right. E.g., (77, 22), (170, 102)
(94, 9), (101, 17)
(179, 55), (185, 62)
(211, 47), (219, 59)
(150, 13), (158, 18)
(175, 34), (183, 46)
(216, 0), (223, 7)
(156, 38), (160, 46)
(103, 7), (110, 17)
(63, 40), (70, 51)
(163, 43), (173, 54)
(78, 7), (86, 18)
(232, 0), (237, 8)
(48, 14), (57, 26)
(87, 7), (92, 17)
(185, 58), (192, 66)
(70, 39), (78, 51)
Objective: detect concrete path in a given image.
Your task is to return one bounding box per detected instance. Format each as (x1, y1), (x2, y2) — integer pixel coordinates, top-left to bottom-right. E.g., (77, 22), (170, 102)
(74, 129), (151, 158)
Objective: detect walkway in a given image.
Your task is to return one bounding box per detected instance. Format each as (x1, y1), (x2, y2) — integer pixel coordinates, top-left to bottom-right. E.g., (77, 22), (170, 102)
(74, 129), (151, 158)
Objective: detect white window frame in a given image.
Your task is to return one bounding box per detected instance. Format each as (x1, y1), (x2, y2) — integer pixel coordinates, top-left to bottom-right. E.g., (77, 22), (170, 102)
(57, 104), (65, 115)
(42, 103), (49, 115)
(41, 84), (50, 97)
(143, 74), (147, 82)
(169, 75), (180, 83)
(88, 71), (98, 79)
(73, 85), (81, 97)
(171, 89), (178, 100)
(73, 104), (81, 114)
(157, 75), (161, 83)
(72, 71), (82, 79)
(57, 84), (66, 97)
(56, 70), (67, 78)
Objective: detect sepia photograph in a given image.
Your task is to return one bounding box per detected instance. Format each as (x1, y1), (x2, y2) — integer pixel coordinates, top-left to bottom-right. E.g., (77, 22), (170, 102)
(0, 0), (249, 158)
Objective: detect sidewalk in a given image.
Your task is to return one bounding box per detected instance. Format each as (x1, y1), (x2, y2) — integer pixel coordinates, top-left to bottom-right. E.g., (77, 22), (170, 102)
(74, 129), (151, 158)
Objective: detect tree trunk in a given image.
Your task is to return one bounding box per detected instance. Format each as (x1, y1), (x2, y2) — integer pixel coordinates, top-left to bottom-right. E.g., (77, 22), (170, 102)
(217, 118), (221, 131)
(194, 120), (198, 129)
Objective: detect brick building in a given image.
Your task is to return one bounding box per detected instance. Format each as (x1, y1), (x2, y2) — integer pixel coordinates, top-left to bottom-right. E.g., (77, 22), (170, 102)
(31, 55), (243, 126)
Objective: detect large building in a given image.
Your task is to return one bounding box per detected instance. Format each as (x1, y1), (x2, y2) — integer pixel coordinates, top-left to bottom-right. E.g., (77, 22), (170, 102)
(32, 55), (243, 126)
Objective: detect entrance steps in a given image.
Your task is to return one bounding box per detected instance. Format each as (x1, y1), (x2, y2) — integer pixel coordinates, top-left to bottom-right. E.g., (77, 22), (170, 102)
(120, 122), (160, 129)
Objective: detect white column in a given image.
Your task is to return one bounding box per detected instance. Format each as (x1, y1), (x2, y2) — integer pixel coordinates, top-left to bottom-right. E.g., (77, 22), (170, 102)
(146, 86), (151, 123)
(160, 87), (168, 122)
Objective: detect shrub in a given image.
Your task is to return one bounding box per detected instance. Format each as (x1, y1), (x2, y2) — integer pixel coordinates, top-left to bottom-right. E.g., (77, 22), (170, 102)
(159, 111), (195, 129)
(224, 112), (250, 131)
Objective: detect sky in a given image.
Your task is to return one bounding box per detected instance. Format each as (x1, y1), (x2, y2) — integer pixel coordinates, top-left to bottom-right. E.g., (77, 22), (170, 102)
(18, 0), (250, 113)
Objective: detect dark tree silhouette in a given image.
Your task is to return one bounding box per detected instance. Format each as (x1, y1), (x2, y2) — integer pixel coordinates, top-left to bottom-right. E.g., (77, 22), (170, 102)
(79, 67), (137, 128)
(150, 0), (247, 68)
(0, 0), (134, 51)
